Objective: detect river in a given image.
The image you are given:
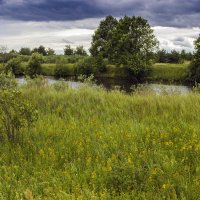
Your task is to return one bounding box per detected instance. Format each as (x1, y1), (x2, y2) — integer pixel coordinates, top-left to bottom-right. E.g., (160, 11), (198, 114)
(16, 76), (193, 95)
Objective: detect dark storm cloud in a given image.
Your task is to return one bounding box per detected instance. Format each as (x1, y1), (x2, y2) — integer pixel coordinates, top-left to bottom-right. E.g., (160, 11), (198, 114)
(0, 0), (200, 27)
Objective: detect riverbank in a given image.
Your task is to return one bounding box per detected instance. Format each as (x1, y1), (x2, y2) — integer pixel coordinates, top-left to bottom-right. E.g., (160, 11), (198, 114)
(0, 61), (190, 83)
(41, 62), (190, 82)
(1, 81), (200, 199)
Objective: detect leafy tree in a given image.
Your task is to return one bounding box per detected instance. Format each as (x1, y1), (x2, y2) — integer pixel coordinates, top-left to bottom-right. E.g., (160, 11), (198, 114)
(0, 46), (8, 64)
(32, 46), (47, 56)
(46, 48), (55, 56)
(75, 46), (87, 56)
(181, 50), (193, 61)
(37, 45), (47, 56)
(189, 34), (200, 81)
(5, 57), (22, 75)
(156, 49), (168, 63)
(168, 50), (183, 64)
(90, 16), (158, 79)
(90, 16), (118, 58)
(26, 53), (43, 76)
(19, 47), (32, 55)
(109, 16), (158, 65)
(64, 45), (74, 55)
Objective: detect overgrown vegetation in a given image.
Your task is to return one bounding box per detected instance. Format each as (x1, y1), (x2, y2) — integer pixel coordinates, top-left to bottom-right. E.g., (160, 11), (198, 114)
(0, 73), (37, 143)
(189, 34), (200, 82)
(0, 76), (200, 199)
(90, 16), (158, 80)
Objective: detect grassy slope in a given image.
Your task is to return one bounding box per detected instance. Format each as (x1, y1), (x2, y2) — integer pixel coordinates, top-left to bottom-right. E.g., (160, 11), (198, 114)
(149, 62), (189, 82)
(1, 82), (200, 199)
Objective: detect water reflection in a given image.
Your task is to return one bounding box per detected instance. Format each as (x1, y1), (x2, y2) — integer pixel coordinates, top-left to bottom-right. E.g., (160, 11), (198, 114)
(16, 76), (192, 95)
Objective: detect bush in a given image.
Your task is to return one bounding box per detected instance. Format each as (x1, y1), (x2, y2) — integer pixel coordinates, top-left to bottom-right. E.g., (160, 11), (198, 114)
(67, 55), (83, 63)
(5, 57), (23, 75)
(0, 72), (17, 89)
(0, 52), (19, 63)
(26, 53), (43, 77)
(125, 54), (150, 81)
(0, 88), (37, 143)
(75, 57), (96, 76)
(18, 55), (31, 62)
(54, 58), (69, 77)
(0, 73), (37, 143)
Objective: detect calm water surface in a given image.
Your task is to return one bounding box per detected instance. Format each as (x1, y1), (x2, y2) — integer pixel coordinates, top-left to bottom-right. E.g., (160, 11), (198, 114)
(16, 76), (192, 95)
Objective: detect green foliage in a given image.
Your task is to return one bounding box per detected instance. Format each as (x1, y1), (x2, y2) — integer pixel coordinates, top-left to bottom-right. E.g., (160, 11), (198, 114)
(26, 53), (43, 76)
(0, 73), (37, 143)
(0, 89), (37, 143)
(46, 48), (55, 56)
(189, 34), (200, 82)
(90, 16), (158, 80)
(54, 58), (69, 77)
(5, 57), (23, 75)
(64, 45), (74, 55)
(156, 49), (185, 64)
(90, 16), (118, 58)
(32, 45), (47, 56)
(74, 45), (87, 56)
(75, 57), (96, 76)
(0, 72), (17, 89)
(95, 54), (107, 73)
(150, 63), (189, 82)
(19, 47), (32, 56)
(125, 53), (150, 80)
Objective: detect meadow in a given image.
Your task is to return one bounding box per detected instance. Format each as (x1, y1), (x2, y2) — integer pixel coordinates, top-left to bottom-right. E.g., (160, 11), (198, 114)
(148, 62), (189, 82)
(1, 79), (200, 199)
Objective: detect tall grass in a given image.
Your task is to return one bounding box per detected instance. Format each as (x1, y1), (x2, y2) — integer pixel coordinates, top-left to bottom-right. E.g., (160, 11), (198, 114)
(149, 62), (189, 82)
(0, 81), (200, 199)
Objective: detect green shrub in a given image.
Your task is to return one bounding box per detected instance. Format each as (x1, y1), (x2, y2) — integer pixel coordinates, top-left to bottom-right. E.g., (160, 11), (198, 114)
(54, 58), (69, 77)
(0, 73), (37, 143)
(5, 57), (23, 75)
(0, 72), (17, 89)
(67, 55), (83, 63)
(125, 54), (150, 80)
(26, 53), (43, 77)
(0, 88), (37, 143)
(75, 57), (96, 76)
(18, 55), (31, 62)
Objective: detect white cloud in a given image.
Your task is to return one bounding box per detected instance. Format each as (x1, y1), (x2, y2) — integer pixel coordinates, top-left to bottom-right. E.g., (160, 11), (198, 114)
(153, 26), (200, 52)
(0, 19), (199, 54)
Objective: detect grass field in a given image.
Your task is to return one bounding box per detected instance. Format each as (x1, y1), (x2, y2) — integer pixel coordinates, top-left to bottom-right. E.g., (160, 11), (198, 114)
(149, 62), (190, 82)
(1, 80), (200, 199)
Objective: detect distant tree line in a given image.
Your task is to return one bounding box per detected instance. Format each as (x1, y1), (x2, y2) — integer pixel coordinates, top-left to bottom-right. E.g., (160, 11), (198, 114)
(155, 49), (193, 64)
(0, 45), (87, 59)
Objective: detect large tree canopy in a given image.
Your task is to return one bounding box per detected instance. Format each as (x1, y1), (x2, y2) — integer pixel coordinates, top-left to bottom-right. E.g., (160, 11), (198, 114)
(90, 16), (158, 79)
(189, 34), (200, 81)
(90, 16), (118, 58)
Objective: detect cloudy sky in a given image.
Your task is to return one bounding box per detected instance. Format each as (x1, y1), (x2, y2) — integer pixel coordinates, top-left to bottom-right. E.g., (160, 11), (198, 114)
(0, 0), (200, 53)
